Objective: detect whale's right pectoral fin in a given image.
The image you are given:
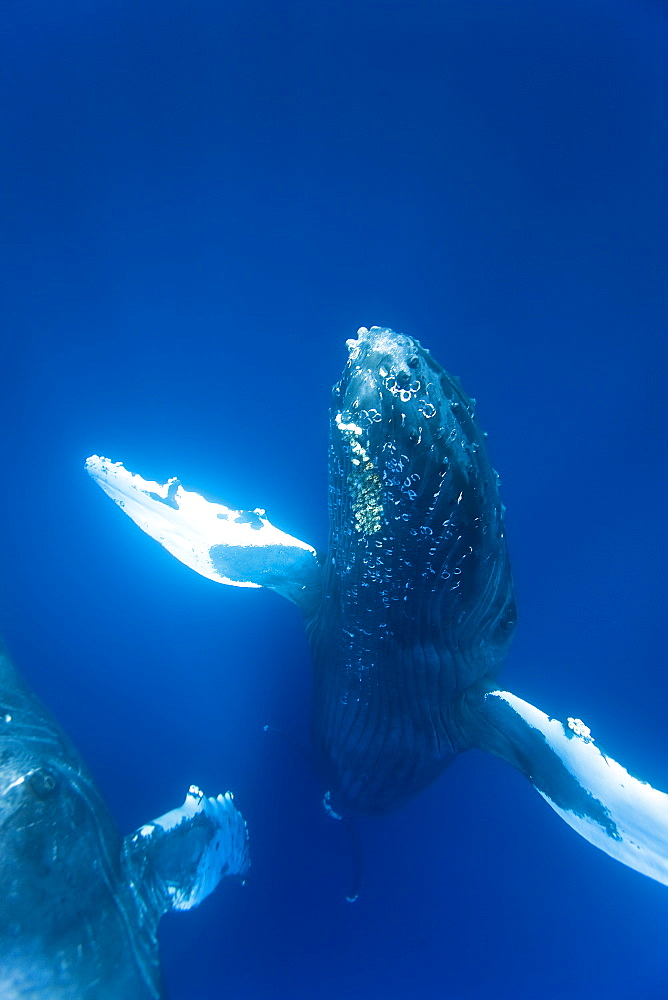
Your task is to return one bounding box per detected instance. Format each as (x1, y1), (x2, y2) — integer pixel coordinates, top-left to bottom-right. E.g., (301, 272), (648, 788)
(123, 785), (250, 917)
(85, 455), (322, 609)
(472, 688), (668, 887)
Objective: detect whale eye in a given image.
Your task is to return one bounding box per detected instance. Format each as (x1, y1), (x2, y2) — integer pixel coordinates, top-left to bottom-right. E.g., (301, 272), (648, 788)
(27, 768), (58, 799)
(407, 356), (419, 368)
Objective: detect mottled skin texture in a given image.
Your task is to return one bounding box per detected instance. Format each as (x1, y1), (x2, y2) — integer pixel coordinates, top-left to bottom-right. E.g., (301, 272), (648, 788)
(0, 644), (165, 999)
(307, 328), (517, 815)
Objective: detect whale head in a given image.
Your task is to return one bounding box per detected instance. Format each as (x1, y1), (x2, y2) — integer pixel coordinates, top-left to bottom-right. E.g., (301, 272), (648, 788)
(333, 326), (456, 505)
(326, 325), (516, 688)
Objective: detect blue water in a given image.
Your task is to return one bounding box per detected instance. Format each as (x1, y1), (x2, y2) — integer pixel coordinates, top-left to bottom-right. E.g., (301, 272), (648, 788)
(2, 1), (668, 997)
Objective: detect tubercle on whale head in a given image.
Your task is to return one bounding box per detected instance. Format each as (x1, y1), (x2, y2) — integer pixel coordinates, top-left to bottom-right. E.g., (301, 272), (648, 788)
(337, 325), (432, 411)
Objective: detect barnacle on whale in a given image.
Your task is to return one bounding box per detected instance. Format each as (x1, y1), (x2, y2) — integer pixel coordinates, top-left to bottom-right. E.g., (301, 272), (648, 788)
(335, 412), (383, 535)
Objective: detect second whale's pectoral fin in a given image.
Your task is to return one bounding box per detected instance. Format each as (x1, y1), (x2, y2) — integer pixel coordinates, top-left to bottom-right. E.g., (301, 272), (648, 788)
(470, 689), (668, 887)
(85, 455), (322, 609)
(123, 785), (250, 918)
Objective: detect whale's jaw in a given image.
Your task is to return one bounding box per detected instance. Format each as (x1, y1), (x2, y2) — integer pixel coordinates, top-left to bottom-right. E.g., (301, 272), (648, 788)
(309, 327), (516, 815)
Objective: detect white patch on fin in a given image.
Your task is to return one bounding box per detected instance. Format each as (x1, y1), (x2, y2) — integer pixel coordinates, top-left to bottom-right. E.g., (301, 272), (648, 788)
(487, 690), (668, 887)
(134, 785), (250, 911)
(85, 455), (320, 605)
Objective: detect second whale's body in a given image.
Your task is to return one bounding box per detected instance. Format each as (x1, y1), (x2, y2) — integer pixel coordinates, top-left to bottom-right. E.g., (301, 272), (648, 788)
(0, 636), (248, 998)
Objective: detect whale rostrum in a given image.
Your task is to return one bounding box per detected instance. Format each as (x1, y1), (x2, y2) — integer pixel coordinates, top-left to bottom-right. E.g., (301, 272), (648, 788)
(0, 639), (249, 998)
(87, 325), (668, 888)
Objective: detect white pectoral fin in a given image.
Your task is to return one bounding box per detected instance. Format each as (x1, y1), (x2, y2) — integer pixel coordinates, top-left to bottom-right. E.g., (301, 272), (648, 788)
(85, 455), (321, 606)
(478, 689), (668, 887)
(125, 785), (250, 914)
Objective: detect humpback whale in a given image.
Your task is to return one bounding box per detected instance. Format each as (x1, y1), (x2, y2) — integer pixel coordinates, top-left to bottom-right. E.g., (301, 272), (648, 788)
(0, 637), (249, 998)
(87, 325), (668, 888)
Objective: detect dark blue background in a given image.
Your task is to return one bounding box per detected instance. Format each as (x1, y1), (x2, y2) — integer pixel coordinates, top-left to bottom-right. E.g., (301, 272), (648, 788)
(2, 1), (667, 997)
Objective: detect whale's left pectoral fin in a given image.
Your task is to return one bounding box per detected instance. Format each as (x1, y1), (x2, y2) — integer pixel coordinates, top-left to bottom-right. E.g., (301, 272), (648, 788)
(85, 455), (321, 609)
(123, 785), (250, 917)
(472, 689), (668, 887)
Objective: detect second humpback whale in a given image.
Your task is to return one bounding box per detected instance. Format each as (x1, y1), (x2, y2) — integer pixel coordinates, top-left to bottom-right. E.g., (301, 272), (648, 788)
(0, 634), (249, 999)
(87, 326), (668, 888)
